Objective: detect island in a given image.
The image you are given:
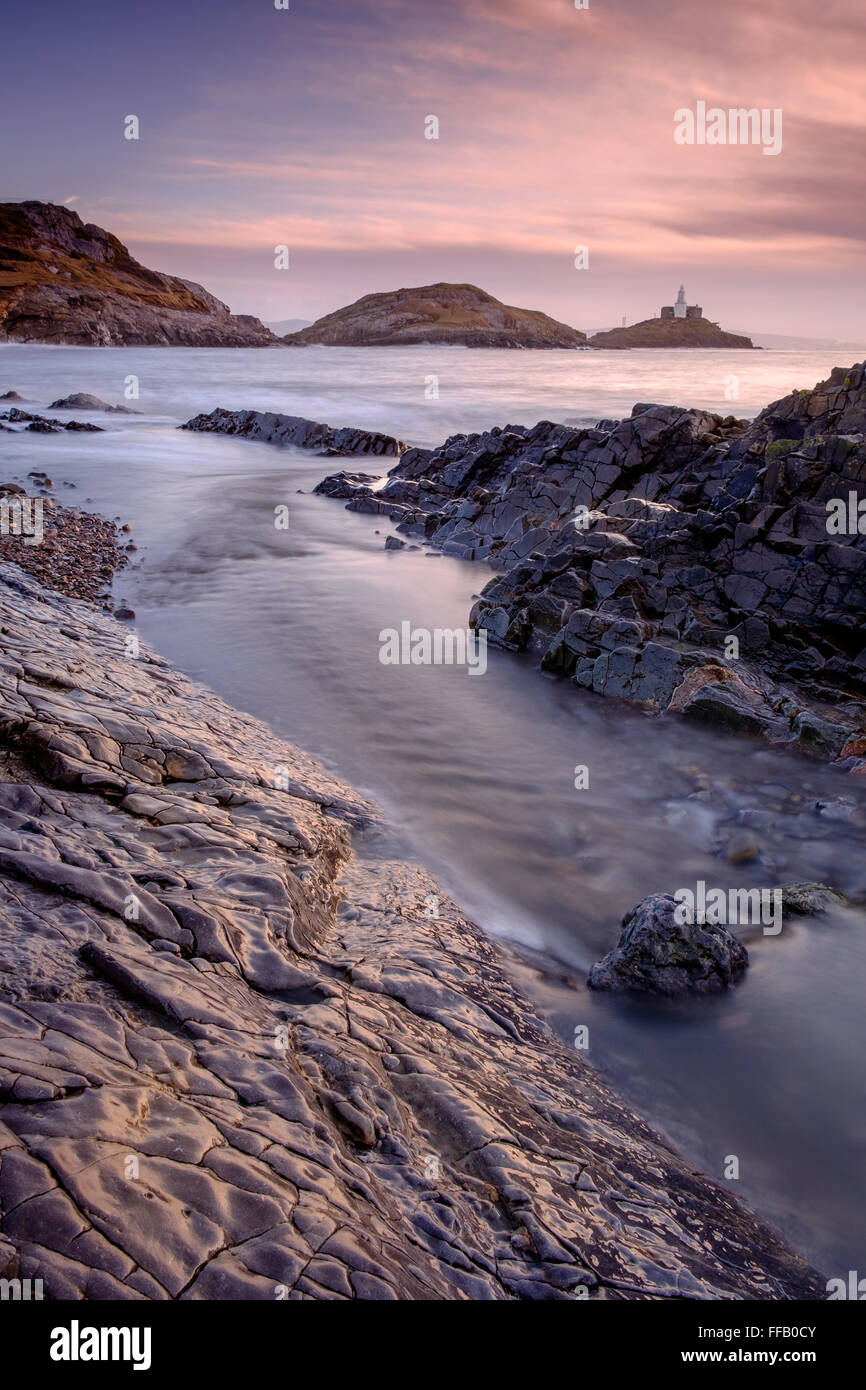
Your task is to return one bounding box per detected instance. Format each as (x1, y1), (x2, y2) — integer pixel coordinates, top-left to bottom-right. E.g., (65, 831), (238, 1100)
(589, 286), (756, 349)
(282, 281), (589, 348)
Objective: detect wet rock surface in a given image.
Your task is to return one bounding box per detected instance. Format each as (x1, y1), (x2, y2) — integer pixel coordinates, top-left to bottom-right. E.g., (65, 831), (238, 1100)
(0, 565), (823, 1300)
(317, 363), (866, 764)
(182, 409), (406, 458)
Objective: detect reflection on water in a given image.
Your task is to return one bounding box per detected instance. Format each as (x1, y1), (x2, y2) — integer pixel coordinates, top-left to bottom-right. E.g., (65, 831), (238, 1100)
(2, 342), (866, 1279)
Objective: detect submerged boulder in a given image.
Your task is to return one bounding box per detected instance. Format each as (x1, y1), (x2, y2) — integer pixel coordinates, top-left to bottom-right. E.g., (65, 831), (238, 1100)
(588, 892), (749, 996)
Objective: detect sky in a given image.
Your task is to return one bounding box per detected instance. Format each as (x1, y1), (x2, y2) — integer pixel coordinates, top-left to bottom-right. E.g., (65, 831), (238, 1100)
(2, 0), (864, 337)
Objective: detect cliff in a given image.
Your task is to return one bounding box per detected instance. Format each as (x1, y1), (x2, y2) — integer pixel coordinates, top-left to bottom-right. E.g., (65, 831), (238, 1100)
(283, 282), (587, 349)
(0, 202), (279, 347)
(590, 317), (755, 349)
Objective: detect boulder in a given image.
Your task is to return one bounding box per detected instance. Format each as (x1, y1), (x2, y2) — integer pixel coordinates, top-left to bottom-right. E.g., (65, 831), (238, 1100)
(588, 893), (749, 996)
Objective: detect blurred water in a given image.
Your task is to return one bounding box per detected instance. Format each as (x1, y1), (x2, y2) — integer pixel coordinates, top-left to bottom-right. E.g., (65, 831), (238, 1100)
(2, 342), (865, 1281)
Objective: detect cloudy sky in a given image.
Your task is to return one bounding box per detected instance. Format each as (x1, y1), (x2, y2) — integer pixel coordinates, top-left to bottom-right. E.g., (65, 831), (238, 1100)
(3, 0), (864, 335)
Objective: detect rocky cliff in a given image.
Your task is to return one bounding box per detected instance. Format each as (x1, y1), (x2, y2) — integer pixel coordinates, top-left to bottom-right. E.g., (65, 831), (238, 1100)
(283, 283), (588, 349)
(0, 203), (279, 347)
(589, 317), (755, 349)
(0, 564), (822, 1300)
(317, 362), (866, 763)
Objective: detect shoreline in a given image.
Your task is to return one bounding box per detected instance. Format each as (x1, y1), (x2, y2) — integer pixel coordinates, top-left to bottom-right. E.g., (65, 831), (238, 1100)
(0, 561), (825, 1298)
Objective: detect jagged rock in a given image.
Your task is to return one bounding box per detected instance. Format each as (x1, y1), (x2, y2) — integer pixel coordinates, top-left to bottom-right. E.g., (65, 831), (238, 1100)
(182, 409), (406, 458)
(588, 893), (749, 996)
(313, 471), (377, 500)
(315, 363), (866, 763)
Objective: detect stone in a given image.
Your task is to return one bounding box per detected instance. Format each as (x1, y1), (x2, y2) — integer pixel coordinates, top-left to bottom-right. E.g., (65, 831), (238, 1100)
(588, 893), (749, 996)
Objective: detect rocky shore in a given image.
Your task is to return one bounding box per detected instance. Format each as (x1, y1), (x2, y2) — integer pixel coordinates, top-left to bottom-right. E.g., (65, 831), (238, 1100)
(0, 480), (125, 607)
(317, 362), (866, 766)
(0, 563), (824, 1299)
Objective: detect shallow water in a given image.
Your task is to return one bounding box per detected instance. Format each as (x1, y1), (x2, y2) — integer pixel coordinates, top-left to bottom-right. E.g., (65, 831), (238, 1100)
(2, 342), (866, 1280)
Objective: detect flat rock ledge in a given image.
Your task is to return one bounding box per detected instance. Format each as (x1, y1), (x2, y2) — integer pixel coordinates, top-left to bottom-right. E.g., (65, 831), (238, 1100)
(181, 408), (406, 458)
(0, 564), (823, 1300)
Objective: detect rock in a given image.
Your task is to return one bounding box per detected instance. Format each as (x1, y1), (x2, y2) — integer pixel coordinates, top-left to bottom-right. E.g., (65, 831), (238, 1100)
(114, 607), (136, 620)
(0, 202), (280, 347)
(384, 536), (406, 550)
(284, 282), (588, 349)
(0, 391), (24, 401)
(311, 362), (866, 764)
(0, 563), (822, 1302)
(313, 471), (377, 500)
(589, 318), (755, 350)
(587, 892), (749, 996)
(779, 882), (845, 915)
(726, 830), (760, 864)
(182, 409), (406, 458)
(49, 393), (138, 414)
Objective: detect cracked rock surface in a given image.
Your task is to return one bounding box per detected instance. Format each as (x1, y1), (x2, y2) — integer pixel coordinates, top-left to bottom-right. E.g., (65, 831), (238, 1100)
(0, 565), (823, 1299)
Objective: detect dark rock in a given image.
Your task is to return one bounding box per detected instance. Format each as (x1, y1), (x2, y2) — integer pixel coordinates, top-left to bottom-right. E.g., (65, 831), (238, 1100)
(49, 393), (138, 414)
(182, 409), (406, 458)
(588, 893), (749, 996)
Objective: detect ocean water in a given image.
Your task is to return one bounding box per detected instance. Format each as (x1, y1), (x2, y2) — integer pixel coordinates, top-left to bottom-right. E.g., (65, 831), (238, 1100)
(2, 341), (866, 1281)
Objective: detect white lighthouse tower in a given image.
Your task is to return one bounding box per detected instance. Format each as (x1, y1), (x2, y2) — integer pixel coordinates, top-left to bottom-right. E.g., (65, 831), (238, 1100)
(674, 284), (687, 319)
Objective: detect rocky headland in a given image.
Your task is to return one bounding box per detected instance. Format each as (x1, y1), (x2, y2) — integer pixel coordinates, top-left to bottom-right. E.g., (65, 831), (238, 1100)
(0, 561), (825, 1299)
(282, 283), (588, 349)
(317, 363), (866, 766)
(0, 203), (278, 347)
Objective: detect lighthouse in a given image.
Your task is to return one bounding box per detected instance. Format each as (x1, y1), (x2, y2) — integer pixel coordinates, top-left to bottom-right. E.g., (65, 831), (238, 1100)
(660, 286), (703, 321)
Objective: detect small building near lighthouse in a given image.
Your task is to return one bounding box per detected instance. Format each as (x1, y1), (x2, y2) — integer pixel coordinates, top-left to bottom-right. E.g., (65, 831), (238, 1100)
(660, 285), (703, 321)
